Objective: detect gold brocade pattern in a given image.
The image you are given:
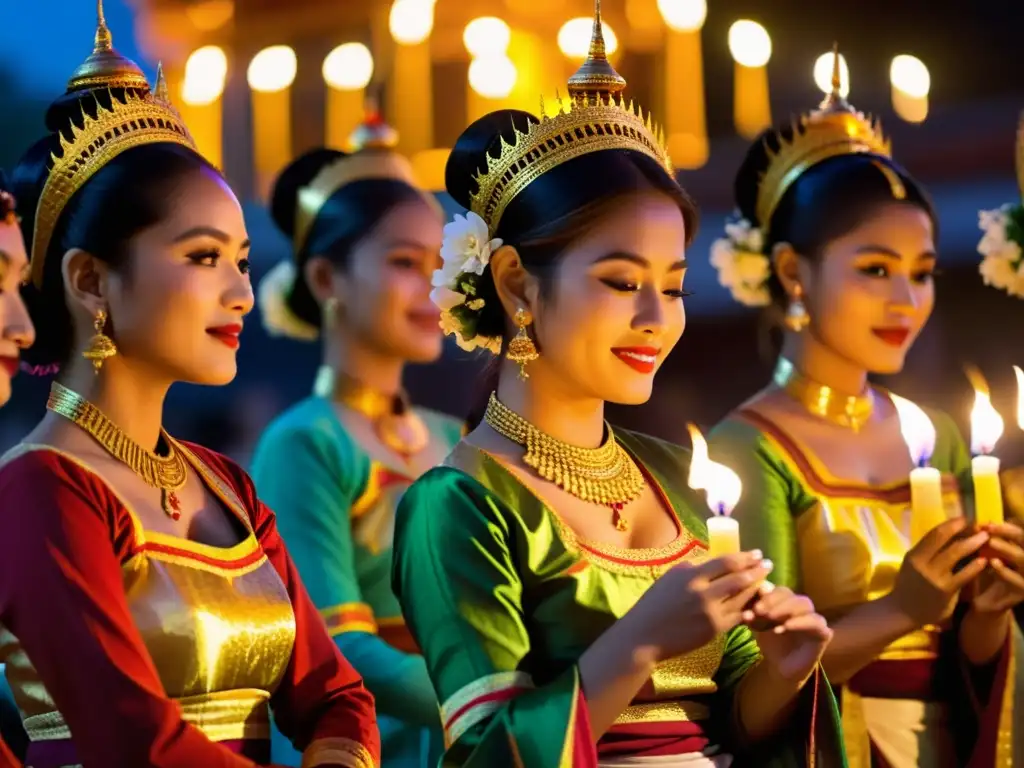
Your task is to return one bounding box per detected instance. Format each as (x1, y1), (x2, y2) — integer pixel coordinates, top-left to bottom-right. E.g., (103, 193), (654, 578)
(0, 444), (297, 744)
(613, 700), (710, 725)
(754, 419), (962, 660)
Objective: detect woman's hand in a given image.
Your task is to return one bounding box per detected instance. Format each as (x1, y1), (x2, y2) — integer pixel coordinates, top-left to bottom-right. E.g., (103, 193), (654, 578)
(893, 517), (990, 625)
(970, 523), (1024, 614)
(633, 550), (772, 662)
(746, 587), (832, 684)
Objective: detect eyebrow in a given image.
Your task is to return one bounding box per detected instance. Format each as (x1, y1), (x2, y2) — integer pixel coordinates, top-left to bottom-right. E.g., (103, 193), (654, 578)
(172, 226), (251, 250)
(854, 245), (937, 261)
(385, 238), (433, 251)
(592, 251), (687, 271)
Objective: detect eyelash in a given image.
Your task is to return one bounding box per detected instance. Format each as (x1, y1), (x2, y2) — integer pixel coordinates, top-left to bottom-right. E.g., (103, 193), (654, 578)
(188, 250), (251, 275)
(600, 278), (691, 298)
(390, 256), (418, 269)
(858, 265), (935, 283)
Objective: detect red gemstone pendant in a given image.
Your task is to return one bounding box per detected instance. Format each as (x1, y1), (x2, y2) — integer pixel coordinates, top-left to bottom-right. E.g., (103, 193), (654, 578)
(162, 490), (182, 521)
(611, 502), (629, 532)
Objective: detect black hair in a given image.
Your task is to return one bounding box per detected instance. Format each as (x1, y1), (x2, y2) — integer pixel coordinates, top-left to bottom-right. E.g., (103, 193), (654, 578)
(734, 123), (937, 325)
(447, 109), (699, 428)
(269, 148), (430, 331)
(14, 87), (218, 368)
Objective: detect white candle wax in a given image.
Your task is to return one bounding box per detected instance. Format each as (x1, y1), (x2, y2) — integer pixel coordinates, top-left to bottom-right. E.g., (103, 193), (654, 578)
(909, 466), (946, 544)
(707, 515), (741, 558)
(972, 455), (1004, 526)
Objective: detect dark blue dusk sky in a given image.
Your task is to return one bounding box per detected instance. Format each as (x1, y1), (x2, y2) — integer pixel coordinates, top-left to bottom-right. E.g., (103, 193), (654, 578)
(0, 1), (147, 97)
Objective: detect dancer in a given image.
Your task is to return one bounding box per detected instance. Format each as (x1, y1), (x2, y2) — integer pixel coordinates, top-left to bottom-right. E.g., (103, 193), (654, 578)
(391, 6), (845, 766)
(708, 51), (1024, 767)
(0, 7), (379, 767)
(252, 110), (456, 766)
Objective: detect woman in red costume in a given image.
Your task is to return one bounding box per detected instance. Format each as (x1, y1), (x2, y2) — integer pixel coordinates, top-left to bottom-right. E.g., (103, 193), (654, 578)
(0, 7), (379, 768)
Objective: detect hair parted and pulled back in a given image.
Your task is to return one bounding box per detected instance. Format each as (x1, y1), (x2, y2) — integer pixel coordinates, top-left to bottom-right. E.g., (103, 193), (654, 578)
(734, 126), (936, 314)
(14, 86), (217, 369)
(446, 108), (698, 346)
(267, 147), (429, 331)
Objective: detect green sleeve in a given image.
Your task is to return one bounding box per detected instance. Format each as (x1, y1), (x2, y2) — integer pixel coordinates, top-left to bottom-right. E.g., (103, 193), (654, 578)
(708, 420), (808, 590)
(251, 420), (440, 728)
(392, 467), (592, 767)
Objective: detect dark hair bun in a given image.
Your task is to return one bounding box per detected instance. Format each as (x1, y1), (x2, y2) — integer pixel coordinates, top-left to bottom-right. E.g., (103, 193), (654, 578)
(445, 109), (538, 211)
(270, 148), (347, 239)
(733, 126), (789, 226)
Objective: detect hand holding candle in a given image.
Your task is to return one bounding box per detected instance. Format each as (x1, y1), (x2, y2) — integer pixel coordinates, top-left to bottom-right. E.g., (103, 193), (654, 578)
(687, 424), (743, 557)
(891, 394), (947, 544)
(969, 378), (1005, 527)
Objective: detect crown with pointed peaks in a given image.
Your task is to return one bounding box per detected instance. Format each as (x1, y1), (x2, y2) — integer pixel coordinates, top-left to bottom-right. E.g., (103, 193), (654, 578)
(29, 2), (197, 288)
(469, 0), (672, 235)
(755, 44), (891, 235)
(294, 100), (429, 252)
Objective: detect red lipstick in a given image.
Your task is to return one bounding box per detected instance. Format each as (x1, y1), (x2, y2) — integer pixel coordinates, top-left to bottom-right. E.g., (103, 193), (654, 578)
(0, 356), (18, 378)
(611, 346), (660, 374)
(206, 324), (243, 350)
(871, 328), (910, 347)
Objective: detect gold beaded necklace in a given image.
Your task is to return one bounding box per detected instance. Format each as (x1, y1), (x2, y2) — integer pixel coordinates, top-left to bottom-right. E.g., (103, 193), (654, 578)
(314, 366), (429, 460)
(484, 392), (644, 531)
(773, 357), (875, 432)
(47, 382), (188, 519)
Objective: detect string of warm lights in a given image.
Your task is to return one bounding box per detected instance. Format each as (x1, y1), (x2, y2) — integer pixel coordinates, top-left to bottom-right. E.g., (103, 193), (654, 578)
(173, 4), (934, 189)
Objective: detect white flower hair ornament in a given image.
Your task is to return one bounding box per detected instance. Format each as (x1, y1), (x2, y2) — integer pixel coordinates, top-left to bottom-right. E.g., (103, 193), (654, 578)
(977, 117), (1024, 299)
(430, 211), (504, 354)
(709, 215), (773, 307)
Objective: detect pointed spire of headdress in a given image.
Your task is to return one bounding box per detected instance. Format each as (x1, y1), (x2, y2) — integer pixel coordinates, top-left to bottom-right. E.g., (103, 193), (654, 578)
(349, 88), (399, 151)
(567, 0), (627, 104)
(154, 62), (169, 102)
(817, 42), (851, 113)
(67, 0), (150, 92)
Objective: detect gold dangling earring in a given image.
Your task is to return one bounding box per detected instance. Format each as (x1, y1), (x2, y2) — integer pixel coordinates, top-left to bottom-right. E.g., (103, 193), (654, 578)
(506, 307), (539, 380)
(323, 296), (341, 331)
(83, 308), (118, 373)
(784, 285), (810, 333)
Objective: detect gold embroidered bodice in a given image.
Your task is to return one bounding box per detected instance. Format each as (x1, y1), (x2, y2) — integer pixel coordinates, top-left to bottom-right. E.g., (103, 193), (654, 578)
(0, 444), (297, 741)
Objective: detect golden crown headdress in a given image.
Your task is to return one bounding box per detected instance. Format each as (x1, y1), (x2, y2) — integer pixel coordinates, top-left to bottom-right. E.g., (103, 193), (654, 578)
(755, 46), (891, 236)
(29, 0), (197, 288)
(469, 0), (673, 236)
(293, 98), (433, 252)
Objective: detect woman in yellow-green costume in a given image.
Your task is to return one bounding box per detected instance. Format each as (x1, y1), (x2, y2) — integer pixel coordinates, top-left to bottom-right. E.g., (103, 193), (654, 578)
(708, 51), (1024, 768)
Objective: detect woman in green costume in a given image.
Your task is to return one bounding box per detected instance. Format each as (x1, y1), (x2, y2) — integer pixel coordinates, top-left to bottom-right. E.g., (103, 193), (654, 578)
(707, 53), (1024, 768)
(390, 8), (845, 767)
(251, 111), (461, 766)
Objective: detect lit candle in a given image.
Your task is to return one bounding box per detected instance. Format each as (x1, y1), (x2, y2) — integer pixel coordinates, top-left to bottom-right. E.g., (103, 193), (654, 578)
(687, 424), (743, 557)
(891, 394), (947, 543)
(969, 380), (1005, 527)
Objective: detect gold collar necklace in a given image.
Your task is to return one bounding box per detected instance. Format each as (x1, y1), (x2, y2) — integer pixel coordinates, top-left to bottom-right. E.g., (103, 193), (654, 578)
(773, 357), (875, 432)
(483, 392), (644, 531)
(46, 382), (188, 519)
(314, 366), (429, 459)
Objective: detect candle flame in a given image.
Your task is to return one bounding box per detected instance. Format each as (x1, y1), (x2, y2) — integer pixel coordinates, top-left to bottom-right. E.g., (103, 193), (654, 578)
(969, 372), (1004, 455)
(1015, 365), (1023, 430)
(890, 393), (936, 466)
(687, 423), (742, 516)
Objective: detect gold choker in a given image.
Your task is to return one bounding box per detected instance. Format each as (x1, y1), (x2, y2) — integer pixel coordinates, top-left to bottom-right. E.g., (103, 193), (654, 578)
(314, 366), (428, 459)
(483, 392), (644, 531)
(47, 382), (188, 519)
(773, 358), (874, 432)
